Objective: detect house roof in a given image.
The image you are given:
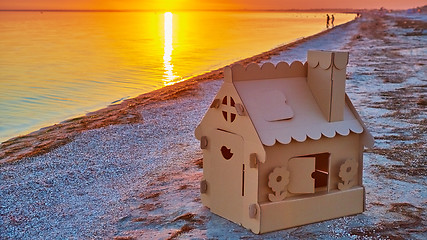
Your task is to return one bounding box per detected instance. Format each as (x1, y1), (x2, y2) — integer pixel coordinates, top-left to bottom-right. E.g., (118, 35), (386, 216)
(234, 77), (366, 146)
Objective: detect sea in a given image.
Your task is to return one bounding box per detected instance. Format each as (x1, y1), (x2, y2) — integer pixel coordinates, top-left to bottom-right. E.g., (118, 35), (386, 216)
(0, 11), (355, 142)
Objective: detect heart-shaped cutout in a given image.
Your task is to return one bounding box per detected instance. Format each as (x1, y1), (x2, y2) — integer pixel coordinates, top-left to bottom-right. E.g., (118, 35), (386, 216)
(221, 146), (233, 160)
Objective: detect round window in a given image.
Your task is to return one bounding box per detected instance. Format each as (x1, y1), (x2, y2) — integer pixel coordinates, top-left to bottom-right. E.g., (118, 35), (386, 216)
(221, 96), (236, 123)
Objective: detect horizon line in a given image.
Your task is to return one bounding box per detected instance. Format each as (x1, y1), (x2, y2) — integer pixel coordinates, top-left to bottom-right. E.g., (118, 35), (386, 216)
(0, 8), (405, 13)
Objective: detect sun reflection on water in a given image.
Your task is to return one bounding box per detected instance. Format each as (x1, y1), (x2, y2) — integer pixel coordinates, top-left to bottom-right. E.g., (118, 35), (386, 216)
(163, 12), (181, 86)
(0, 11), (356, 142)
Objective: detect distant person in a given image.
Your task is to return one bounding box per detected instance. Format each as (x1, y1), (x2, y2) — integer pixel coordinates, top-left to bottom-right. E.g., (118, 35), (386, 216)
(326, 14), (330, 28)
(331, 14), (335, 27)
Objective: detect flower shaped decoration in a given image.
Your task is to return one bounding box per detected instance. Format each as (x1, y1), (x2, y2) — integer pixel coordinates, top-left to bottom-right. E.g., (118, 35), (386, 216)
(338, 159), (358, 190)
(268, 167), (290, 202)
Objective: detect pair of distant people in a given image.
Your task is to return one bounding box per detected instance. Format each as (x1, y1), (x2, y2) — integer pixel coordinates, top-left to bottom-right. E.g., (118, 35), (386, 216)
(326, 14), (335, 28)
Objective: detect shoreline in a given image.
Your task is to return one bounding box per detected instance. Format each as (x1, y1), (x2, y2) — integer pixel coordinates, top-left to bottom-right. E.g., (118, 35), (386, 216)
(0, 19), (355, 163)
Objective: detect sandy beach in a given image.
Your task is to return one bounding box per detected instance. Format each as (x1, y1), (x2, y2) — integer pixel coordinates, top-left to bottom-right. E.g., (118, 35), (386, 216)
(1, 11), (426, 239)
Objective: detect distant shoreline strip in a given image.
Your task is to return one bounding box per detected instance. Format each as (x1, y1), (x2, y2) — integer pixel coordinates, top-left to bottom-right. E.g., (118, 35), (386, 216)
(0, 9), (360, 13)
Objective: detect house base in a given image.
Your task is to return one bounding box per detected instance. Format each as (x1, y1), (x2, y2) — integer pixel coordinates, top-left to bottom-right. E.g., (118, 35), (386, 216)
(258, 187), (365, 234)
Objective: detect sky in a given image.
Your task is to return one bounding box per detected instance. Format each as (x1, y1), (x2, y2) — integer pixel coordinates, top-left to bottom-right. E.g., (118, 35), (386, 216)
(0, 0), (425, 11)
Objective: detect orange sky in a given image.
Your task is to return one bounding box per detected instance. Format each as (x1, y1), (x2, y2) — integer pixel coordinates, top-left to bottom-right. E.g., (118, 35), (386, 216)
(0, 0), (425, 10)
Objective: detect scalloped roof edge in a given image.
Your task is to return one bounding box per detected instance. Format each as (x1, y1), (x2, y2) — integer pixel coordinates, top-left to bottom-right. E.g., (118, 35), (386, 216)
(260, 125), (365, 147)
(224, 61), (307, 82)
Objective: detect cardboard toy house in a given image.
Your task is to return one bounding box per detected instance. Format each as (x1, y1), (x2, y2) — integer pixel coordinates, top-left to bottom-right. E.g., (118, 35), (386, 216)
(195, 50), (374, 234)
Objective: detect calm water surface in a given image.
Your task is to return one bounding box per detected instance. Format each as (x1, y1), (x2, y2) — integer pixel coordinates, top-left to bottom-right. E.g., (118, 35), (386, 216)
(0, 11), (354, 142)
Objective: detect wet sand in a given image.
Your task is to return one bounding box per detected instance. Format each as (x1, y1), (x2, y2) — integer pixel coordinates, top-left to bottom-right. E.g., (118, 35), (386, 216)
(1, 11), (426, 240)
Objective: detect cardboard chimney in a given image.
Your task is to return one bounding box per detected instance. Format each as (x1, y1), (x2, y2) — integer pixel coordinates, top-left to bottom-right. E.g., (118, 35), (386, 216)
(195, 50), (374, 234)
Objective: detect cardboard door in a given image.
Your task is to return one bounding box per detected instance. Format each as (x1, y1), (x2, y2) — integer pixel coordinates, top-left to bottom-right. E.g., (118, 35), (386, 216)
(209, 129), (244, 223)
(288, 157), (315, 194)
